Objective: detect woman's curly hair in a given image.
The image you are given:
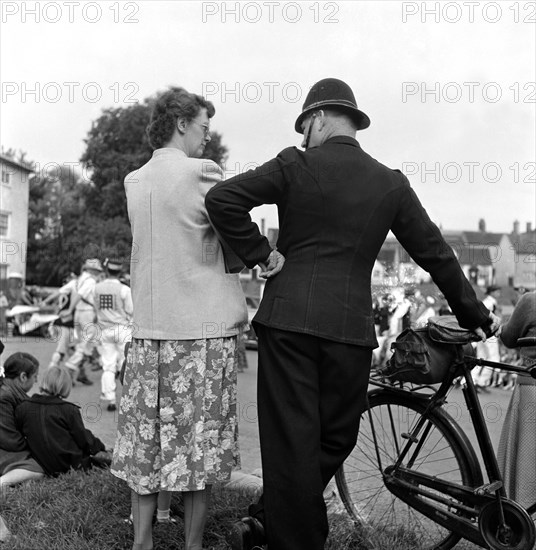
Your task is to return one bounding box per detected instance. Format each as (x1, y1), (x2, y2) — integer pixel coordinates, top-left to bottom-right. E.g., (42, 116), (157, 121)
(146, 87), (215, 150)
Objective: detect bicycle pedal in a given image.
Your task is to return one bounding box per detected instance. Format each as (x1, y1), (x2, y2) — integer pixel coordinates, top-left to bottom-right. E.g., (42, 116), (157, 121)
(474, 480), (503, 495)
(401, 432), (419, 443)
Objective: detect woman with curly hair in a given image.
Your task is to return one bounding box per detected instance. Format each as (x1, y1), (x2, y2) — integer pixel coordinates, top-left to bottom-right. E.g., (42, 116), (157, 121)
(111, 87), (247, 550)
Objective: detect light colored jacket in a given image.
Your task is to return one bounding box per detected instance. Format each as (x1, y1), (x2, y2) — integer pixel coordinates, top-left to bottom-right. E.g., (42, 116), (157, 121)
(125, 148), (247, 340)
(93, 278), (133, 330)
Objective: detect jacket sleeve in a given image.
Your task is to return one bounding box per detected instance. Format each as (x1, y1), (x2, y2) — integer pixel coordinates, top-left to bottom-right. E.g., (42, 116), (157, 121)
(2, 394), (28, 452)
(68, 406), (106, 455)
(205, 151), (291, 268)
(123, 286), (134, 318)
(391, 174), (488, 330)
(199, 160), (245, 273)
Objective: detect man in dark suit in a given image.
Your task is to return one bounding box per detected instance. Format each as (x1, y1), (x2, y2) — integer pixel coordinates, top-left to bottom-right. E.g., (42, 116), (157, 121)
(205, 78), (498, 550)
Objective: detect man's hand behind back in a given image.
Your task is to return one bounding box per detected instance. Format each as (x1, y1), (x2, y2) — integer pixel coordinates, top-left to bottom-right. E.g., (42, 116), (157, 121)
(259, 250), (285, 279)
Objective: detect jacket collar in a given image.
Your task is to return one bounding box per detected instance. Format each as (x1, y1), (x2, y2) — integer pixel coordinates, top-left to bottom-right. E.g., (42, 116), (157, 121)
(30, 394), (75, 406)
(153, 148), (187, 158)
(323, 135), (360, 147)
(1, 378), (29, 401)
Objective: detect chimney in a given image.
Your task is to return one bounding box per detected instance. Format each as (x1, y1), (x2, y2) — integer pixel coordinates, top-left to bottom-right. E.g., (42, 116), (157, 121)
(513, 220), (520, 235)
(527, 222), (533, 233)
(478, 218), (486, 233)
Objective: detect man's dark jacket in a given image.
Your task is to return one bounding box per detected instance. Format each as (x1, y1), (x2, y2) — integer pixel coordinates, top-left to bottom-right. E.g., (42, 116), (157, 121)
(205, 136), (488, 346)
(15, 395), (105, 476)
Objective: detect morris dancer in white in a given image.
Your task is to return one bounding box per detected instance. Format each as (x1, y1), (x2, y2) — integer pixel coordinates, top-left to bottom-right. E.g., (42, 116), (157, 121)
(93, 259), (133, 411)
(64, 258), (104, 385)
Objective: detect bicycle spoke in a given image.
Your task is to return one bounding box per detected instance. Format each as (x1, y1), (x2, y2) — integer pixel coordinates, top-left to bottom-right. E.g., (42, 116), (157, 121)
(337, 394), (478, 550)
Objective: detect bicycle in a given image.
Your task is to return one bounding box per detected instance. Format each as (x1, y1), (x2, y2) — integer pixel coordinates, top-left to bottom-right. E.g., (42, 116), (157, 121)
(335, 331), (536, 550)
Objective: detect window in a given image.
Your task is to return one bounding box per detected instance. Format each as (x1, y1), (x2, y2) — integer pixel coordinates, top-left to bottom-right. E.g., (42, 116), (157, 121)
(0, 213), (9, 237)
(1, 166), (11, 185)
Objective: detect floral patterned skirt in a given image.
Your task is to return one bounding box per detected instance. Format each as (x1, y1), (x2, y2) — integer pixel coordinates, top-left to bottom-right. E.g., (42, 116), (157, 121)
(111, 337), (240, 494)
(497, 375), (536, 509)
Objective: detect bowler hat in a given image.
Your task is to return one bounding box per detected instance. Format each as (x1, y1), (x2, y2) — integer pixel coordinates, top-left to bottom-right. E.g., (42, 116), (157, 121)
(82, 258), (103, 272)
(104, 258), (123, 273)
(295, 78), (370, 134)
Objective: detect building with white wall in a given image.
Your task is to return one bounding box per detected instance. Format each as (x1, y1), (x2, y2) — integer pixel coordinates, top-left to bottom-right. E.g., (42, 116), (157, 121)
(0, 153), (33, 282)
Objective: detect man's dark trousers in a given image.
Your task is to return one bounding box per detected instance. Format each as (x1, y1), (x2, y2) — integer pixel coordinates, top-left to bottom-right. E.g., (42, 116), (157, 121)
(251, 324), (372, 550)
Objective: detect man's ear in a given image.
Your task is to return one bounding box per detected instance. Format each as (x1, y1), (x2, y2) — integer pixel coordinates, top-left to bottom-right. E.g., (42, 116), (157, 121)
(316, 110), (325, 130)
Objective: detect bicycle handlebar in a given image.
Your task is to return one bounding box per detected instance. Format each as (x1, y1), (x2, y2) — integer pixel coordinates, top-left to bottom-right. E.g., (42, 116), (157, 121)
(517, 337), (536, 348)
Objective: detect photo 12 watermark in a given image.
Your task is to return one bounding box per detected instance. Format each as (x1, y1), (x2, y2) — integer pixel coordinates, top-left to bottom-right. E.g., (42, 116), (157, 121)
(402, 161), (536, 184)
(201, 160), (262, 182)
(0, 158), (137, 185)
(0, 240), (133, 267)
(401, 82), (536, 104)
(401, 1), (536, 23)
(202, 81), (304, 104)
(442, 400), (508, 424)
(1, 81), (140, 105)
(1, 1), (140, 23)
(201, 1), (339, 23)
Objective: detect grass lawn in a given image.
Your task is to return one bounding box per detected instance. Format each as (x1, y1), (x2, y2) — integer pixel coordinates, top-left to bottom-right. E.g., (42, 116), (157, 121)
(0, 469), (373, 550)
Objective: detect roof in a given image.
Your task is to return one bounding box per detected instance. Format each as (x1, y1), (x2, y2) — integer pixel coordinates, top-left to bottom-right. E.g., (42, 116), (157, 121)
(442, 234), (467, 250)
(461, 231), (505, 247)
(377, 245), (411, 264)
(268, 226), (520, 267)
(511, 230), (536, 249)
(0, 153), (34, 173)
(381, 232), (502, 265)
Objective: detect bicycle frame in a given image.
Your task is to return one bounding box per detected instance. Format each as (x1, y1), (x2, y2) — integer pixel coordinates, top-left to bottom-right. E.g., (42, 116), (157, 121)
(372, 353), (536, 548)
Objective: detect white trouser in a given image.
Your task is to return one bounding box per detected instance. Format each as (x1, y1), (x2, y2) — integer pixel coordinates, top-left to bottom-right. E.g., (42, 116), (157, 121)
(472, 338), (500, 386)
(49, 325), (76, 367)
(100, 325), (132, 402)
(65, 309), (98, 372)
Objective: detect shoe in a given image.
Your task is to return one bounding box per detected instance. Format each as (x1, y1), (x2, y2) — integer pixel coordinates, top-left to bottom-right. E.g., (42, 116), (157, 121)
(156, 515), (178, 524)
(77, 375), (93, 386)
(107, 403), (117, 412)
(226, 517), (265, 550)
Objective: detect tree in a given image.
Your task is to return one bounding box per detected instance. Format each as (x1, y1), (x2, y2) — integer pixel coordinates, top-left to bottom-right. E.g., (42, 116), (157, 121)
(27, 165), (85, 285)
(80, 98), (229, 220)
(80, 102), (153, 219)
(27, 95), (229, 284)
(202, 131), (229, 166)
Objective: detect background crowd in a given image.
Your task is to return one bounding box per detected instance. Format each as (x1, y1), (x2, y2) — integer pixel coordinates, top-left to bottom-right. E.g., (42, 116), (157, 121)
(0, 83), (534, 550)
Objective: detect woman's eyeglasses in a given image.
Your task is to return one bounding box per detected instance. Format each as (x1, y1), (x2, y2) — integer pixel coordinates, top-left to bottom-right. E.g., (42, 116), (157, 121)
(191, 121), (210, 137)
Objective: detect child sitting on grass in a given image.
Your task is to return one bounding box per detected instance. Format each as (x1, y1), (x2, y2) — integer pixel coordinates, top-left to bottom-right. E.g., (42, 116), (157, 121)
(1, 346), (44, 543)
(15, 366), (110, 476)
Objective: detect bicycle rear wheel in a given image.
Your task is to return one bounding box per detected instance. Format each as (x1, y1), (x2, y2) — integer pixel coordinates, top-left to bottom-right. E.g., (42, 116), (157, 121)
(336, 390), (481, 550)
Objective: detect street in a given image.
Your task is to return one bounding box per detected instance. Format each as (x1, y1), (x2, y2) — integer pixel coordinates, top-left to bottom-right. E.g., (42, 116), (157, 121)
(1, 335), (515, 477)
(1, 335), (263, 474)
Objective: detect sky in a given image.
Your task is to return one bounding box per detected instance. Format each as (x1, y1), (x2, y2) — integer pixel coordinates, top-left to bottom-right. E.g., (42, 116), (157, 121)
(1, 0), (535, 234)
